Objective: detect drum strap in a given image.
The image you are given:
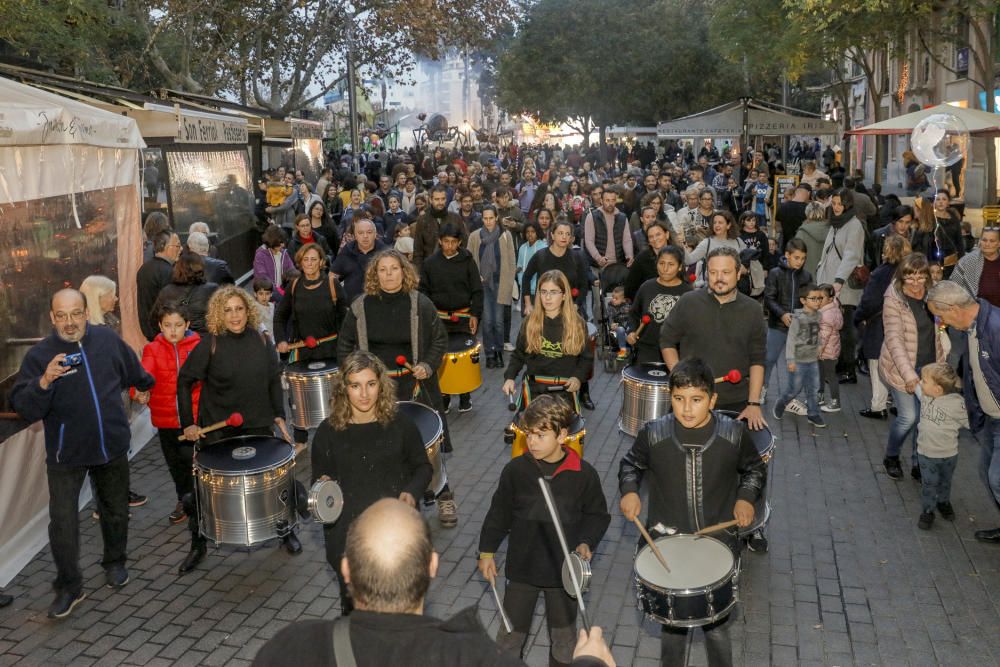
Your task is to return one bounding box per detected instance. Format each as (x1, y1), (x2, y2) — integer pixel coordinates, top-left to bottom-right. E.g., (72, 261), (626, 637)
(524, 376), (581, 413)
(289, 333), (339, 363)
(436, 307), (472, 321)
(331, 617), (357, 667)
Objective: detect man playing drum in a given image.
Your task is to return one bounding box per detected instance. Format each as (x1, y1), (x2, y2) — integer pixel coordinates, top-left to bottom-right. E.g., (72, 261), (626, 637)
(618, 358), (767, 667)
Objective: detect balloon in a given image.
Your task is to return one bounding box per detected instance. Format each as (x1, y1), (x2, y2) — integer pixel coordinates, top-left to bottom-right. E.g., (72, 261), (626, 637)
(910, 113), (969, 168)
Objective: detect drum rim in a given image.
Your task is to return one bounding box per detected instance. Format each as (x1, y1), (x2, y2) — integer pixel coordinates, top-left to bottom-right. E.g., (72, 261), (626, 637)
(284, 359), (339, 374)
(622, 364), (672, 383)
(194, 438), (295, 475)
(640, 598), (739, 628)
(633, 535), (737, 595)
(562, 551), (592, 597)
(308, 479), (344, 523)
(397, 400), (444, 443)
(443, 340), (482, 355)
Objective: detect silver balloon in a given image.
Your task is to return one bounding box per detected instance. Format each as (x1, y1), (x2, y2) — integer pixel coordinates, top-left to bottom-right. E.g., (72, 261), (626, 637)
(910, 113), (969, 167)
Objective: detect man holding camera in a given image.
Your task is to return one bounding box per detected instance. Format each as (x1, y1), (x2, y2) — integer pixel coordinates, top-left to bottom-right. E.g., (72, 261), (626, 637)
(10, 289), (154, 619)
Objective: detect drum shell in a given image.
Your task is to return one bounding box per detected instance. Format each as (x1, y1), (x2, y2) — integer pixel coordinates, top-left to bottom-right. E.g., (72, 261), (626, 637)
(437, 338), (483, 395)
(194, 436), (297, 546)
(397, 401), (448, 496)
(562, 551), (592, 599)
(284, 361), (339, 430)
(619, 364), (672, 436)
(510, 416), (585, 459)
(718, 410), (775, 536)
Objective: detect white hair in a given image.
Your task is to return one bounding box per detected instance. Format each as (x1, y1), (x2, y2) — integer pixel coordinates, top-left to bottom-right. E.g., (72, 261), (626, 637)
(187, 231), (210, 255)
(927, 280), (976, 308)
(189, 221), (211, 236)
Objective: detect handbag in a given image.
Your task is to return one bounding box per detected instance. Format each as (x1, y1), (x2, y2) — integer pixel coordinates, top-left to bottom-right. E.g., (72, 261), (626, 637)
(828, 226), (869, 289)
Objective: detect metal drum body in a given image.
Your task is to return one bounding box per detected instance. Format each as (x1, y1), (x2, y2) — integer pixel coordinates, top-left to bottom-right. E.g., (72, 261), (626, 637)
(510, 414), (585, 459)
(562, 551), (592, 599)
(284, 359), (339, 430)
(194, 436), (296, 546)
(634, 534), (739, 627)
(437, 333), (482, 395)
(620, 363), (672, 436)
(397, 401), (448, 496)
(718, 410), (775, 536)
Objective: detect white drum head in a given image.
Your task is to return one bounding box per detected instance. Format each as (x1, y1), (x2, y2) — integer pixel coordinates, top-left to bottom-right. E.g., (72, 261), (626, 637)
(635, 534), (733, 590)
(309, 480), (344, 524)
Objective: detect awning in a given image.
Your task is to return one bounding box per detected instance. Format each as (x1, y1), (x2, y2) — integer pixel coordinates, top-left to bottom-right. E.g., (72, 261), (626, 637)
(845, 103), (1000, 137)
(657, 100), (840, 139)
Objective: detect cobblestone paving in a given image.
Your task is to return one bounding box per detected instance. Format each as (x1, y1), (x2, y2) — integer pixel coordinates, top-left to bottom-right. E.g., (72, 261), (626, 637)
(1, 356), (999, 666)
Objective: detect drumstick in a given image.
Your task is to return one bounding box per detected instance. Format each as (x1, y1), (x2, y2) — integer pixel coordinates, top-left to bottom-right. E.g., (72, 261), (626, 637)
(395, 354), (414, 372)
(632, 517), (671, 573)
(694, 519), (740, 536)
(287, 336), (318, 351)
(634, 314), (652, 337)
(180, 412), (243, 441)
(538, 477), (592, 632)
(714, 369), (742, 384)
(488, 575), (513, 634)
(507, 392), (517, 411)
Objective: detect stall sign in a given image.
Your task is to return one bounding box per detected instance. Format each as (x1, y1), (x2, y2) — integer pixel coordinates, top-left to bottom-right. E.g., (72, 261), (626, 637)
(181, 116), (248, 145)
(772, 174), (799, 220)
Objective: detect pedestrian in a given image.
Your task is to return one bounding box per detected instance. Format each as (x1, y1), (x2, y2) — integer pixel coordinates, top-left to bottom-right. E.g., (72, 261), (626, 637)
(136, 230), (182, 341)
(772, 283), (827, 428)
(627, 246), (691, 364)
(762, 239), (811, 404)
(913, 363), (968, 530)
(468, 207), (517, 369)
(817, 284), (844, 412)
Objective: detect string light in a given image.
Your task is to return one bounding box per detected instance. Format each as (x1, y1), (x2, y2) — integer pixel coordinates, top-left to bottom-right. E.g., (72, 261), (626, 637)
(897, 62), (909, 105)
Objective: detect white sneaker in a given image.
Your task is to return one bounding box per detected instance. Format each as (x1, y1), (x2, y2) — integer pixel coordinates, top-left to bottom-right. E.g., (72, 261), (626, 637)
(503, 342), (515, 352)
(820, 399), (841, 413)
(786, 399), (808, 416)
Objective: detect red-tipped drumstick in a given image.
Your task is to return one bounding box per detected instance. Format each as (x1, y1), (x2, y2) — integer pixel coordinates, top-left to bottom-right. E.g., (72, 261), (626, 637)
(714, 369), (742, 384)
(288, 335), (318, 350)
(571, 288), (580, 298)
(180, 412), (243, 440)
(450, 313), (459, 322)
(635, 314), (652, 337)
(395, 355), (414, 371)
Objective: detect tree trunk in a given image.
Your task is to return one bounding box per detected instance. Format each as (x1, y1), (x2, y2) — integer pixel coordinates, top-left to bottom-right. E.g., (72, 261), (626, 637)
(598, 125), (607, 164)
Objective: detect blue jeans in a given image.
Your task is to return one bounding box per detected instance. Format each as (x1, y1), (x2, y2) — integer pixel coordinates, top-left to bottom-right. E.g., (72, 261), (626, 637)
(482, 283), (504, 354)
(981, 416), (1000, 509)
(886, 386), (920, 466)
(47, 454), (130, 594)
(764, 328), (787, 391)
(615, 325), (632, 350)
(777, 360), (820, 418)
(917, 454), (957, 513)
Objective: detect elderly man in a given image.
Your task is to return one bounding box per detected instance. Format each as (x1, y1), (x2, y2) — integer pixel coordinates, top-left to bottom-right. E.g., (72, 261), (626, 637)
(253, 499), (614, 666)
(10, 289), (155, 618)
(187, 231), (233, 284)
(331, 217), (387, 302)
(928, 281), (1000, 543)
(136, 230), (182, 341)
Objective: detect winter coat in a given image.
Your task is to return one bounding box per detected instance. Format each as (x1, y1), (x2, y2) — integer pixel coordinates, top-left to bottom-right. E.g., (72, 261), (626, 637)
(763, 257), (812, 331)
(794, 220), (829, 279)
(329, 239), (388, 302)
(878, 285), (944, 391)
(962, 299), (1000, 432)
(141, 331), (202, 429)
(466, 228), (516, 306)
(853, 262), (896, 360)
(815, 215), (866, 307)
(818, 301), (843, 361)
(253, 246), (296, 294)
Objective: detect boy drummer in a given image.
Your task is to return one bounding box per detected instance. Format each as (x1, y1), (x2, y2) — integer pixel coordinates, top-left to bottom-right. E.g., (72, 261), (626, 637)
(618, 358), (767, 667)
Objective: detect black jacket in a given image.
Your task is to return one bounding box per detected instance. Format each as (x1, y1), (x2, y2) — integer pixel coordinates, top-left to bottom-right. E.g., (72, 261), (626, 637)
(203, 256), (234, 285)
(288, 230), (335, 262)
(136, 256), (174, 340)
(330, 239), (388, 302)
(623, 247), (658, 301)
(479, 449), (610, 588)
(763, 258), (812, 331)
(853, 261), (897, 360)
(152, 282), (219, 335)
(521, 247), (589, 303)
(418, 248), (484, 319)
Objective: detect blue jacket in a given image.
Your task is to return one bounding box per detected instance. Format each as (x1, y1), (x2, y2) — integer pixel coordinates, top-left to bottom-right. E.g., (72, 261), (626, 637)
(10, 324), (155, 468)
(853, 262), (896, 360)
(963, 299), (1000, 433)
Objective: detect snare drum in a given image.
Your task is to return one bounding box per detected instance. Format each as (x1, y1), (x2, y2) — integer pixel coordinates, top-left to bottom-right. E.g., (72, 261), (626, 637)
(718, 410), (775, 536)
(194, 436), (297, 546)
(634, 534), (739, 627)
(284, 359), (339, 430)
(437, 332), (482, 395)
(508, 413), (585, 459)
(397, 401), (448, 496)
(308, 479), (344, 524)
(620, 363), (672, 436)
(561, 551), (592, 599)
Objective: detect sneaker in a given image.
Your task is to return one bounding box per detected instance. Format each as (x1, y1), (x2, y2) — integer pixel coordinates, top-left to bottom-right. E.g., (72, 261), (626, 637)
(746, 530), (769, 552)
(105, 564), (129, 589)
(820, 398), (841, 413)
(859, 408), (888, 419)
(441, 395), (451, 414)
(47, 590), (86, 619)
(917, 511), (935, 530)
(937, 502), (956, 520)
(168, 502), (187, 525)
(883, 456), (903, 480)
(128, 491), (148, 508)
(458, 396), (472, 413)
(807, 414), (826, 428)
(817, 391), (825, 406)
(437, 492), (458, 529)
(772, 402), (786, 421)
(911, 465), (922, 481)
(786, 399), (808, 416)
(503, 342), (515, 352)
(616, 348), (628, 361)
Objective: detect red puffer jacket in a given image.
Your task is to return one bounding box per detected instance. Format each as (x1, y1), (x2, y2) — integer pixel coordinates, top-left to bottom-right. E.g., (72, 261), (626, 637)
(141, 331), (202, 429)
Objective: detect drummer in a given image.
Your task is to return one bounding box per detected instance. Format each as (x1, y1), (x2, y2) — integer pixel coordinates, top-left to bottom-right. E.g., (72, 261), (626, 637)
(418, 222), (484, 414)
(478, 394), (610, 667)
(311, 350), (432, 615)
(618, 358), (767, 667)
(273, 242), (348, 445)
(337, 249), (459, 529)
(626, 246), (690, 364)
(503, 270), (592, 415)
(177, 286), (300, 573)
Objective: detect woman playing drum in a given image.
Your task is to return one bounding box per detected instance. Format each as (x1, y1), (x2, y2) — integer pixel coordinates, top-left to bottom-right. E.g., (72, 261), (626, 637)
(311, 351), (432, 615)
(503, 270), (592, 414)
(627, 246), (691, 364)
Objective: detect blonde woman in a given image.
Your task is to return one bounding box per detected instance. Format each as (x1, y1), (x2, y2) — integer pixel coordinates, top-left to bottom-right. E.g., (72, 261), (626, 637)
(310, 350), (432, 615)
(502, 270), (592, 412)
(80, 275), (119, 331)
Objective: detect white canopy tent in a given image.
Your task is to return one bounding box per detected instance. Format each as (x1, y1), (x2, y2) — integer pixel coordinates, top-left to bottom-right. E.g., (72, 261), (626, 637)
(845, 103), (1000, 137)
(656, 99), (840, 140)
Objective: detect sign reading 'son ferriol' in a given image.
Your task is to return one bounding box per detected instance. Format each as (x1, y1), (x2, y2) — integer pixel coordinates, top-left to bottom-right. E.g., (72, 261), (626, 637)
(180, 116), (249, 145)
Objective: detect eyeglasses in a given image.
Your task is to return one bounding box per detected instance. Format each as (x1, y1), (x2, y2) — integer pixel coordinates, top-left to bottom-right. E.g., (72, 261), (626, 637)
(53, 310), (86, 322)
(538, 289), (564, 298)
(804, 296), (823, 301)
(903, 275), (928, 283)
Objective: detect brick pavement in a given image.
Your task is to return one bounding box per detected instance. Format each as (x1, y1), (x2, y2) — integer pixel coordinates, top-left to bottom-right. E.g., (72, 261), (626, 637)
(1, 357), (999, 666)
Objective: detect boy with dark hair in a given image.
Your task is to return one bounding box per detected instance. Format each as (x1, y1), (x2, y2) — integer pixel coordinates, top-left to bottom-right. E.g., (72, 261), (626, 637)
(762, 238), (812, 405)
(619, 358), (767, 666)
(479, 395), (610, 667)
(773, 283), (826, 428)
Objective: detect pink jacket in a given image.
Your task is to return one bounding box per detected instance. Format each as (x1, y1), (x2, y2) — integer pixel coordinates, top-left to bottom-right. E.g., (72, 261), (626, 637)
(878, 285), (944, 391)
(818, 301), (843, 361)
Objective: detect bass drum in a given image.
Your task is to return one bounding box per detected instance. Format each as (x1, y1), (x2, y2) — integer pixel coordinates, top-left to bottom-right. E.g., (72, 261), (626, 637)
(397, 401), (448, 496)
(619, 363), (672, 436)
(718, 410), (774, 536)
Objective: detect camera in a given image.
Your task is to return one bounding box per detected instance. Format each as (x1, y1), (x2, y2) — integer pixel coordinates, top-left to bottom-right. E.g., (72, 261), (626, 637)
(60, 352), (83, 367)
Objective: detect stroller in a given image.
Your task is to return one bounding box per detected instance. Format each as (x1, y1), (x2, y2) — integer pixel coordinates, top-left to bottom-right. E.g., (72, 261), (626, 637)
(591, 263), (631, 373)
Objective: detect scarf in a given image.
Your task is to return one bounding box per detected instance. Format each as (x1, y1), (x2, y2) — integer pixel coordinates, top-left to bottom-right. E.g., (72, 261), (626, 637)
(830, 206), (855, 229)
(478, 225), (503, 285)
(430, 206), (448, 220)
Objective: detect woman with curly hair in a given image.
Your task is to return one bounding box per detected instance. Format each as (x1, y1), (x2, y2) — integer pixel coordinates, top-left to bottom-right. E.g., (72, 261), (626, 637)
(336, 249), (458, 528)
(176, 285), (299, 572)
(310, 350), (432, 615)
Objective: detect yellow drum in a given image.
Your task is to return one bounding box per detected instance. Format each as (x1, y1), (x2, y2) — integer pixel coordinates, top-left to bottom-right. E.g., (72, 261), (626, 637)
(506, 414), (586, 459)
(437, 332), (483, 395)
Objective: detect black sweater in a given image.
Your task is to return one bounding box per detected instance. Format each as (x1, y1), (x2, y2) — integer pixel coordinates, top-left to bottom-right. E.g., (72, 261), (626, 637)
(337, 290), (448, 372)
(274, 273), (347, 361)
(177, 328), (284, 432)
(418, 248), (484, 319)
(479, 449), (610, 588)
(623, 247), (658, 301)
(521, 247), (589, 302)
(152, 282), (219, 335)
(136, 256), (174, 340)
(504, 315), (593, 383)
(629, 280), (691, 364)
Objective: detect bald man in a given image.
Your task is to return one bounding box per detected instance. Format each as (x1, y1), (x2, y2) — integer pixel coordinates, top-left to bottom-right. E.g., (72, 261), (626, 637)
(10, 289), (155, 619)
(253, 499), (614, 667)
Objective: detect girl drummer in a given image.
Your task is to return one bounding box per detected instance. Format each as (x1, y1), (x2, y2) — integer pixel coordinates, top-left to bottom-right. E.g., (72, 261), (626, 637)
(336, 249), (459, 529)
(627, 246), (691, 364)
(311, 350), (432, 615)
(503, 270), (593, 414)
(274, 242), (348, 444)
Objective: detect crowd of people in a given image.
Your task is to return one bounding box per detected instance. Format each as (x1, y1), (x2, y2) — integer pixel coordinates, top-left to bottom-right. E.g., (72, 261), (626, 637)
(6, 137), (1000, 667)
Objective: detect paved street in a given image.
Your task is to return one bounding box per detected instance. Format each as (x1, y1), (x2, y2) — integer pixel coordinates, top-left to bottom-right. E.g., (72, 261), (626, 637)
(1, 356), (999, 666)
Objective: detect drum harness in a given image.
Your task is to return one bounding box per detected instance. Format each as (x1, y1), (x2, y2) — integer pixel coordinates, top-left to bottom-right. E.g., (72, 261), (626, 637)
(351, 292), (423, 399)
